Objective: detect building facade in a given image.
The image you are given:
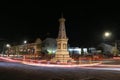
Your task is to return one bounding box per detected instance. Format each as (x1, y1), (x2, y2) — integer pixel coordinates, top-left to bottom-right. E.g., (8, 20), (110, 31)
(6, 38), (42, 56)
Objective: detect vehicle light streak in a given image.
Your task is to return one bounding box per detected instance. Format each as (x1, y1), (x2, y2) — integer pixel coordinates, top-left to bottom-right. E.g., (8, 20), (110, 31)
(1, 57), (120, 71)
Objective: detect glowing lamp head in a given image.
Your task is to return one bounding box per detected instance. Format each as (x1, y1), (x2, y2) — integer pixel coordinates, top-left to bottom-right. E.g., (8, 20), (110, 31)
(105, 32), (111, 37)
(6, 44), (10, 48)
(24, 40), (27, 44)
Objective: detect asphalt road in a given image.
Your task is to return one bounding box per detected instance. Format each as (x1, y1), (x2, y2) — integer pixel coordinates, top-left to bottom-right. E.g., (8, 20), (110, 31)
(0, 61), (120, 80)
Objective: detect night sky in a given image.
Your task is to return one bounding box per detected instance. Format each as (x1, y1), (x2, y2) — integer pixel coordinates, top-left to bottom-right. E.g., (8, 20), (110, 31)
(1, 3), (120, 47)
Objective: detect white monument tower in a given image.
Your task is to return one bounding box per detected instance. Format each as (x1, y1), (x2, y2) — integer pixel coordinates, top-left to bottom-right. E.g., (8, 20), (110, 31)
(51, 14), (73, 63)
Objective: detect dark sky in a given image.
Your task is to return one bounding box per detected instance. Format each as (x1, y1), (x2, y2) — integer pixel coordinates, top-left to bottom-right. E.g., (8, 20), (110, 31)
(1, 3), (120, 47)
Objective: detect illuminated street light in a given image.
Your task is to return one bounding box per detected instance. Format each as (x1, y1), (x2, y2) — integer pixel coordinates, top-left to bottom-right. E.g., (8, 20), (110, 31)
(104, 31), (111, 38)
(23, 40), (28, 56)
(6, 44), (10, 48)
(103, 31), (112, 43)
(24, 40), (27, 44)
(103, 31), (119, 56)
(6, 44), (10, 57)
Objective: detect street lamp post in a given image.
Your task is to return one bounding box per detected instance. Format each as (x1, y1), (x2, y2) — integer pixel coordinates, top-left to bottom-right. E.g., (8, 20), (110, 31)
(103, 31), (112, 54)
(23, 40), (27, 53)
(23, 40), (27, 60)
(103, 31), (118, 56)
(6, 44), (10, 57)
(103, 31), (111, 46)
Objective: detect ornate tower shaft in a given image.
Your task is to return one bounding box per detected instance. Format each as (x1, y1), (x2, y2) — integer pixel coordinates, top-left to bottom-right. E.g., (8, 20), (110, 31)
(51, 15), (73, 63)
(58, 16), (67, 39)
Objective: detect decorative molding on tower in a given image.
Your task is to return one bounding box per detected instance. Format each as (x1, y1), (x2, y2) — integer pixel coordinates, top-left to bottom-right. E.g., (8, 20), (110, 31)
(58, 14), (68, 39)
(51, 14), (73, 63)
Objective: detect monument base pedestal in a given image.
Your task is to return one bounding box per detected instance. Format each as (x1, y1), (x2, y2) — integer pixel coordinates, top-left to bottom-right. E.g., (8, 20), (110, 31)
(51, 52), (74, 63)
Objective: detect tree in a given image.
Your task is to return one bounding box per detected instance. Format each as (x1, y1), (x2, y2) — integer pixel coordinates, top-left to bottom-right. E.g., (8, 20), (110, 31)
(112, 47), (119, 56)
(41, 38), (57, 54)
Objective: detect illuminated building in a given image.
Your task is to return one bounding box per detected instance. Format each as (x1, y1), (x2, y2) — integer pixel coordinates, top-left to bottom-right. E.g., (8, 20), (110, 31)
(7, 38), (42, 56)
